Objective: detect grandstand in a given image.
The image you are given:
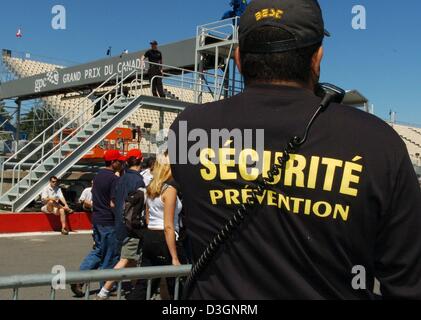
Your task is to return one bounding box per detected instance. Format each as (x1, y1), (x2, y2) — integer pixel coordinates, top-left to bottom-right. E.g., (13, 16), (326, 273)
(389, 123), (421, 166)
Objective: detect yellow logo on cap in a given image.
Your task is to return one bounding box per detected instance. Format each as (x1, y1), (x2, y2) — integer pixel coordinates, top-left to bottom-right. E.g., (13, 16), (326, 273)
(255, 8), (284, 21)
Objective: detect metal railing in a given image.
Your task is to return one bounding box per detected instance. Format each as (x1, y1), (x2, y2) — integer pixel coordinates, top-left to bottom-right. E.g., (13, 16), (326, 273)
(194, 17), (241, 103)
(0, 72), (125, 195)
(0, 265), (192, 300)
(0, 60), (244, 204)
(1, 67), (139, 195)
(141, 61), (243, 102)
(151, 72), (243, 103)
(197, 17), (239, 44)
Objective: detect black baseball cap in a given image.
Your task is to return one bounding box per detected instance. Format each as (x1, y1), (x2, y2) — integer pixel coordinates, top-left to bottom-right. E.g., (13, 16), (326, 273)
(150, 40), (158, 45)
(239, 0), (330, 54)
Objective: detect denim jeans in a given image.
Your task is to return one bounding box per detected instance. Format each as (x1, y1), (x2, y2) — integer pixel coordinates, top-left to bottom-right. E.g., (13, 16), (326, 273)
(80, 224), (120, 272)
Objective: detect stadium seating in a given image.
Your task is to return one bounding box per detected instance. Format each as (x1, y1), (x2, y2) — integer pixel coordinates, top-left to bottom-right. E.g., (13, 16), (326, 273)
(390, 123), (421, 164)
(2, 56), (60, 77)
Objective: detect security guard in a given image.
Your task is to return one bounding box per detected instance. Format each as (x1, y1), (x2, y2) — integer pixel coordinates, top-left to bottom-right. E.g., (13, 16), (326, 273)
(142, 40), (166, 98)
(170, 0), (421, 299)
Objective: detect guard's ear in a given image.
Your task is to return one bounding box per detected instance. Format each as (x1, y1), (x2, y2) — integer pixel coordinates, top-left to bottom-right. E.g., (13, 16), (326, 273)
(311, 46), (324, 79)
(234, 47), (242, 74)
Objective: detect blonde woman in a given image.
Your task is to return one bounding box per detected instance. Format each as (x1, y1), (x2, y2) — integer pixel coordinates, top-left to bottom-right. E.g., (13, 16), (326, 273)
(126, 154), (184, 300)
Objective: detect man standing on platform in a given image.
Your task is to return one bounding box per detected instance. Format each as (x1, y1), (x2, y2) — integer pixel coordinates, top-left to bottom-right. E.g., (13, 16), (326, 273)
(142, 40), (166, 98)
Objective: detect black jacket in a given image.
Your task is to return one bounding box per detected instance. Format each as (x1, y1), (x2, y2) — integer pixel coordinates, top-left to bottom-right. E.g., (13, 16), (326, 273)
(170, 84), (421, 299)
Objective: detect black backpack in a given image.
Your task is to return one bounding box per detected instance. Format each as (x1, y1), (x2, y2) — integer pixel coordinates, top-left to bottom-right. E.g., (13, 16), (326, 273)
(123, 188), (147, 239)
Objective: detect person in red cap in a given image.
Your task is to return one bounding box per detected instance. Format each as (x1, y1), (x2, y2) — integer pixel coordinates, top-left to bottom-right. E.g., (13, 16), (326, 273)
(71, 149), (126, 298)
(103, 149), (127, 163)
(96, 149), (146, 300)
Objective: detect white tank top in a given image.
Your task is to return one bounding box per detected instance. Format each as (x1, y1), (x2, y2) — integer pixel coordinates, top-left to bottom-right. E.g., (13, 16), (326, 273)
(147, 185), (182, 234)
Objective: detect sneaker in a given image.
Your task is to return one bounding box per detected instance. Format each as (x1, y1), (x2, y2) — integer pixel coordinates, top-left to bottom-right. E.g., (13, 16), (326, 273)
(61, 229), (69, 235)
(70, 283), (85, 297)
(95, 294), (110, 300)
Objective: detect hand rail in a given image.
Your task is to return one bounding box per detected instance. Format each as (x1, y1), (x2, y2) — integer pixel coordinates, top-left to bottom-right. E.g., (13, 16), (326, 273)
(3, 74), (123, 193)
(146, 60), (235, 85)
(198, 16), (239, 29)
(26, 94), (121, 189)
(0, 73), (120, 195)
(197, 17), (239, 42)
(2, 79), (122, 194)
(22, 67), (142, 192)
(151, 75), (243, 106)
(0, 265), (192, 301)
(24, 69), (140, 190)
(166, 68), (242, 94)
(7, 73), (119, 164)
(151, 75), (205, 102)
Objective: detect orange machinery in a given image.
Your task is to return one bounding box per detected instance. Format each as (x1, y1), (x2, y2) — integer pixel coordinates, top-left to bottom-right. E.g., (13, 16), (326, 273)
(55, 127), (142, 163)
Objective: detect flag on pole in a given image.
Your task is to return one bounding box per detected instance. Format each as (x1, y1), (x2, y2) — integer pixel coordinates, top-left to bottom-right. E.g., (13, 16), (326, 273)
(16, 29), (23, 38)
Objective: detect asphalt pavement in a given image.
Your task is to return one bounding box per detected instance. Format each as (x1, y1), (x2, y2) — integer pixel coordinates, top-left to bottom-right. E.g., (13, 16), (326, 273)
(0, 232), (98, 300)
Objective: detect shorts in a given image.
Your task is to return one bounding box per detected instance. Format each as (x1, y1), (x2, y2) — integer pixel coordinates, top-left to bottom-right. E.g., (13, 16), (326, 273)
(41, 205), (59, 215)
(120, 238), (141, 261)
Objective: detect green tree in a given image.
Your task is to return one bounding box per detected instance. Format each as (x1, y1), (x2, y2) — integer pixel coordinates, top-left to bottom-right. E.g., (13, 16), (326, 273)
(0, 100), (10, 119)
(19, 107), (55, 140)
(0, 100), (13, 140)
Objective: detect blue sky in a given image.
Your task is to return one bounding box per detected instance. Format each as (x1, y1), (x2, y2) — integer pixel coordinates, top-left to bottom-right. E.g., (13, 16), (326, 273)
(1, 0), (420, 124)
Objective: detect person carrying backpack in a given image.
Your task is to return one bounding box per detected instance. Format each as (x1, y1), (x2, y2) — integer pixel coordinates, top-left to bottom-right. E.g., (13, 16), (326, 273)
(126, 153), (186, 300)
(96, 149), (146, 300)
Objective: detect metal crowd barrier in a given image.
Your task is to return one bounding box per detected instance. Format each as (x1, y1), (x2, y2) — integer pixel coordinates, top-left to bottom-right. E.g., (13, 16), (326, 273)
(0, 265), (192, 300)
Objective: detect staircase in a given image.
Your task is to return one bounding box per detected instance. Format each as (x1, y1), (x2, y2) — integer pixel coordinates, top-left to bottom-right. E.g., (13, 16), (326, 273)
(0, 70), (188, 212)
